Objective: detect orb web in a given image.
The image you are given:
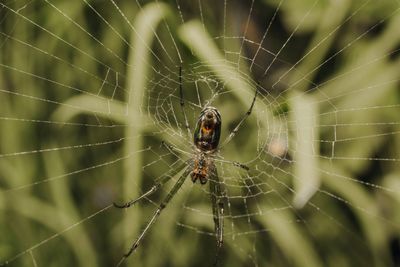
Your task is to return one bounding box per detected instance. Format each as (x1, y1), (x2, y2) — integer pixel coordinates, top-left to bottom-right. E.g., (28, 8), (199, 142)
(1, 0), (400, 266)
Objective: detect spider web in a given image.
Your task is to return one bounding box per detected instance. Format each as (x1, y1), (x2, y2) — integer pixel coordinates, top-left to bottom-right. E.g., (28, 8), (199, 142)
(1, 0), (400, 266)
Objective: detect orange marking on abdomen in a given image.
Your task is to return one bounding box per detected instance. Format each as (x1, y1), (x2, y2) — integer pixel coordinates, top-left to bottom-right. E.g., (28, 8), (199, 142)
(202, 126), (212, 134)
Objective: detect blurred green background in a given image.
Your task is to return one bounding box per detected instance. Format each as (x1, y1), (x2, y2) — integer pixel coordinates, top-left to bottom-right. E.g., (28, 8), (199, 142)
(1, 0), (400, 266)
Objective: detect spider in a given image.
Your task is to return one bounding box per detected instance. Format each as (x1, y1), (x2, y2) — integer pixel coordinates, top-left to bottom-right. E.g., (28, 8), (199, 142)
(114, 67), (258, 266)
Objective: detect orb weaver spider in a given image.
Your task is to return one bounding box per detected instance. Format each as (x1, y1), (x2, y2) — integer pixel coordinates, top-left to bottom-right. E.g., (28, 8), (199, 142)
(114, 67), (258, 266)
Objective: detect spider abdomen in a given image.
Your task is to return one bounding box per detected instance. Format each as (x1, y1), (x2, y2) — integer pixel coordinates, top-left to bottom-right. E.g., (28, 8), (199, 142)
(194, 107), (221, 152)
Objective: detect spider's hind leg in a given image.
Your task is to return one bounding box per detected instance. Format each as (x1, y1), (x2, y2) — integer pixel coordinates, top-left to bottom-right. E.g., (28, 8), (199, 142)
(178, 66), (192, 139)
(220, 83), (259, 148)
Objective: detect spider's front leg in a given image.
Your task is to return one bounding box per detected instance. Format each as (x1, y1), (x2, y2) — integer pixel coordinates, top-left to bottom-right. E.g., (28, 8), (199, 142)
(113, 159), (188, 208)
(116, 165), (192, 267)
(209, 164), (225, 266)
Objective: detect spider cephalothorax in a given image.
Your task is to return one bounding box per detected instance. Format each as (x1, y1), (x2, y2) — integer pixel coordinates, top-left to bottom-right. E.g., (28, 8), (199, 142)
(190, 154), (212, 184)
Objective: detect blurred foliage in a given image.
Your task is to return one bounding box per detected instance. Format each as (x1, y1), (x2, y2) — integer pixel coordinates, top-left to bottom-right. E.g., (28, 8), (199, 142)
(1, 0), (400, 267)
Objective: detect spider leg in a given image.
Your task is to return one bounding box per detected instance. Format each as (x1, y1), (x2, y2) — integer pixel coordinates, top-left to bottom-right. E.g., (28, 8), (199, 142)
(179, 66), (192, 139)
(222, 159), (250, 171)
(161, 140), (190, 157)
(113, 160), (189, 208)
(209, 164), (225, 266)
(232, 161), (249, 171)
(213, 157), (250, 171)
(220, 84), (259, 148)
(116, 166), (191, 267)
(113, 186), (158, 208)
